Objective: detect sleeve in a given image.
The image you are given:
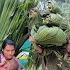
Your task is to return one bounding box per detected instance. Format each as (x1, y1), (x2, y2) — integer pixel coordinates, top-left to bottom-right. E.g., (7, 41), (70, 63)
(19, 39), (32, 52)
(0, 54), (6, 67)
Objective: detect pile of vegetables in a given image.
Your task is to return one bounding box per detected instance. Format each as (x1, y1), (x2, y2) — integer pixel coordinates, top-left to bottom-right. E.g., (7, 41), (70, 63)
(25, 0), (70, 70)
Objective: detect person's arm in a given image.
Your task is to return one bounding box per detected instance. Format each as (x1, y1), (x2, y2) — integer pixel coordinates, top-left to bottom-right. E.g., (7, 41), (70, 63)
(64, 52), (68, 60)
(19, 36), (34, 51)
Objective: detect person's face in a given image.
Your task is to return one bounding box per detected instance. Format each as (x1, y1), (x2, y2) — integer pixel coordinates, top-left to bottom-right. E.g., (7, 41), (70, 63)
(3, 44), (15, 60)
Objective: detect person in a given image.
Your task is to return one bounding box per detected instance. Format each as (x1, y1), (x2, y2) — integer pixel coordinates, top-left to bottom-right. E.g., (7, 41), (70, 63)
(0, 38), (20, 70)
(17, 35), (43, 69)
(19, 35), (43, 53)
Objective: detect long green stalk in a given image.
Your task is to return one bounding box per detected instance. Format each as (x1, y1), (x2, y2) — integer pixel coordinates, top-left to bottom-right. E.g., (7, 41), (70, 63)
(0, 0), (10, 30)
(0, 0), (18, 41)
(0, 0), (5, 16)
(2, 0), (18, 40)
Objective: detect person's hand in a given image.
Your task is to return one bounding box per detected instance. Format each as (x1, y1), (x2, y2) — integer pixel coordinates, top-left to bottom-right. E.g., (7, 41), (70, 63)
(6, 59), (19, 70)
(29, 36), (35, 42)
(36, 45), (44, 54)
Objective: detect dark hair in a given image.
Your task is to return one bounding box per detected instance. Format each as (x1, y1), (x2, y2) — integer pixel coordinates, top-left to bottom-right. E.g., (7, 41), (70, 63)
(1, 38), (16, 50)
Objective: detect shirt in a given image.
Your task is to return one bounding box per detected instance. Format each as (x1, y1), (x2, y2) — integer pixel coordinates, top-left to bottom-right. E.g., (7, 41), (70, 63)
(0, 53), (20, 70)
(19, 39), (32, 52)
